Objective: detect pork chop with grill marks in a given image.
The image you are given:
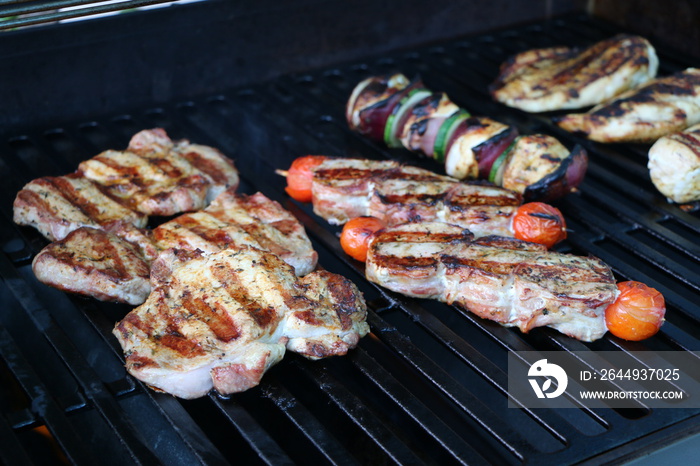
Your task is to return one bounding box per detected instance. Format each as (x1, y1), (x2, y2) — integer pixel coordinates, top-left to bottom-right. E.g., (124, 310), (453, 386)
(78, 128), (239, 216)
(13, 174), (148, 242)
(113, 247), (369, 399)
(365, 222), (618, 341)
(311, 157), (522, 237)
(32, 227), (151, 305)
(13, 129), (239, 243)
(154, 190), (318, 276)
(31, 190), (319, 304)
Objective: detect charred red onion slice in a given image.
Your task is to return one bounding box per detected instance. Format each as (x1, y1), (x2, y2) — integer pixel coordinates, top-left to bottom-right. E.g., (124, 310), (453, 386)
(474, 126), (520, 179)
(349, 74), (425, 142)
(346, 74), (409, 130)
(522, 145), (588, 202)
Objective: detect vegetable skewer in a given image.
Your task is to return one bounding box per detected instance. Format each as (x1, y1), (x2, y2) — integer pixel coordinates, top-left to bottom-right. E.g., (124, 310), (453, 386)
(346, 73), (588, 202)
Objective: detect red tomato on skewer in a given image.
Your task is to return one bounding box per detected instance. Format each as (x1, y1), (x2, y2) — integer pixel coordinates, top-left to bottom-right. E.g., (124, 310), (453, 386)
(284, 155), (328, 203)
(606, 281), (666, 341)
(340, 216), (386, 262)
(512, 202), (567, 248)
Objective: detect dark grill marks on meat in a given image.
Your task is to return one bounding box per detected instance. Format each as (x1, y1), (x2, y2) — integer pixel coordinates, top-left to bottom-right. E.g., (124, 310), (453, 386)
(113, 247), (369, 398)
(14, 128), (239, 243)
(209, 262), (280, 330)
(311, 157), (522, 236)
(366, 223), (618, 341)
(13, 174), (148, 242)
(49, 175), (114, 221)
(158, 329), (206, 358)
(179, 290), (242, 343)
(556, 68), (700, 143)
(548, 35), (650, 88)
(181, 149), (236, 186)
(154, 190), (318, 277)
(491, 35), (658, 113)
(31, 227), (152, 305)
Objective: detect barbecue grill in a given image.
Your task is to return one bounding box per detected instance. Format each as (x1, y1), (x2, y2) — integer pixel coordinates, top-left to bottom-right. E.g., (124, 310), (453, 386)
(1, 1), (699, 464)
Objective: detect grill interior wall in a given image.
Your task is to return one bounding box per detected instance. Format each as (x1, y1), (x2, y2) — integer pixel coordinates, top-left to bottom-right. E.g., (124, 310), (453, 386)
(0, 3), (699, 465)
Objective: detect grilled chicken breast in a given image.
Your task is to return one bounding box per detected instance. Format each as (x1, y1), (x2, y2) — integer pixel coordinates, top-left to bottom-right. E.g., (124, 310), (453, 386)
(366, 222), (618, 341)
(78, 128), (239, 215)
(32, 227), (151, 305)
(491, 34), (658, 112)
(555, 68), (700, 143)
(113, 247), (368, 399)
(648, 123), (700, 203)
(311, 157), (522, 237)
(13, 174), (148, 242)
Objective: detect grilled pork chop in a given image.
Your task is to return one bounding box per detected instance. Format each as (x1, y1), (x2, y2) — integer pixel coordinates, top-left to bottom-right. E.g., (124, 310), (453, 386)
(32, 227), (151, 305)
(153, 189), (318, 276)
(311, 158), (522, 237)
(78, 128), (239, 216)
(365, 222), (618, 341)
(491, 34), (658, 112)
(13, 174), (148, 242)
(32, 189), (319, 304)
(113, 247), (369, 399)
(648, 123), (700, 203)
(13, 129), (239, 243)
(555, 68), (700, 143)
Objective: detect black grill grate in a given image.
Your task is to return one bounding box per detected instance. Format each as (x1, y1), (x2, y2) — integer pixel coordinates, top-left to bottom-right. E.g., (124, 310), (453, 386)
(1, 10), (699, 465)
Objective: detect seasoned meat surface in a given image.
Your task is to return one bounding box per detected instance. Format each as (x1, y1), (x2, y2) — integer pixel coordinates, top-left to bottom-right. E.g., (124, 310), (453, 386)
(311, 157), (521, 236)
(32, 227), (151, 305)
(491, 34), (658, 112)
(113, 247), (368, 399)
(13, 128), (239, 242)
(555, 68), (700, 143)
(13, 174), (148, 242)
(78, 128), (239, 215)
(154, 190), (318, 276)
(366, 222), (618, 341)
(32, 190), (319, 305)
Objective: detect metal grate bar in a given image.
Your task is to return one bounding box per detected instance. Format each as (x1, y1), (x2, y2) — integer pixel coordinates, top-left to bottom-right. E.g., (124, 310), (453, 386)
(0, 323), (96, 464)
(260, 382), (361, 466)
(210, 395), (295, 465)
(1, 9), (700, 464)
(292, 359), (428, 465)
(0, 0), (186, 30)
(0, 253), (162, 464)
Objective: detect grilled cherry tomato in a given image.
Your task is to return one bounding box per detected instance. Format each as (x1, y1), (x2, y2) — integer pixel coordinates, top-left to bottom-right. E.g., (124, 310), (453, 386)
(284, 155), (328, 203)
(340, 216), (386, 262)
(512, 202), (567, 248)
(605, 281), (666, 341)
